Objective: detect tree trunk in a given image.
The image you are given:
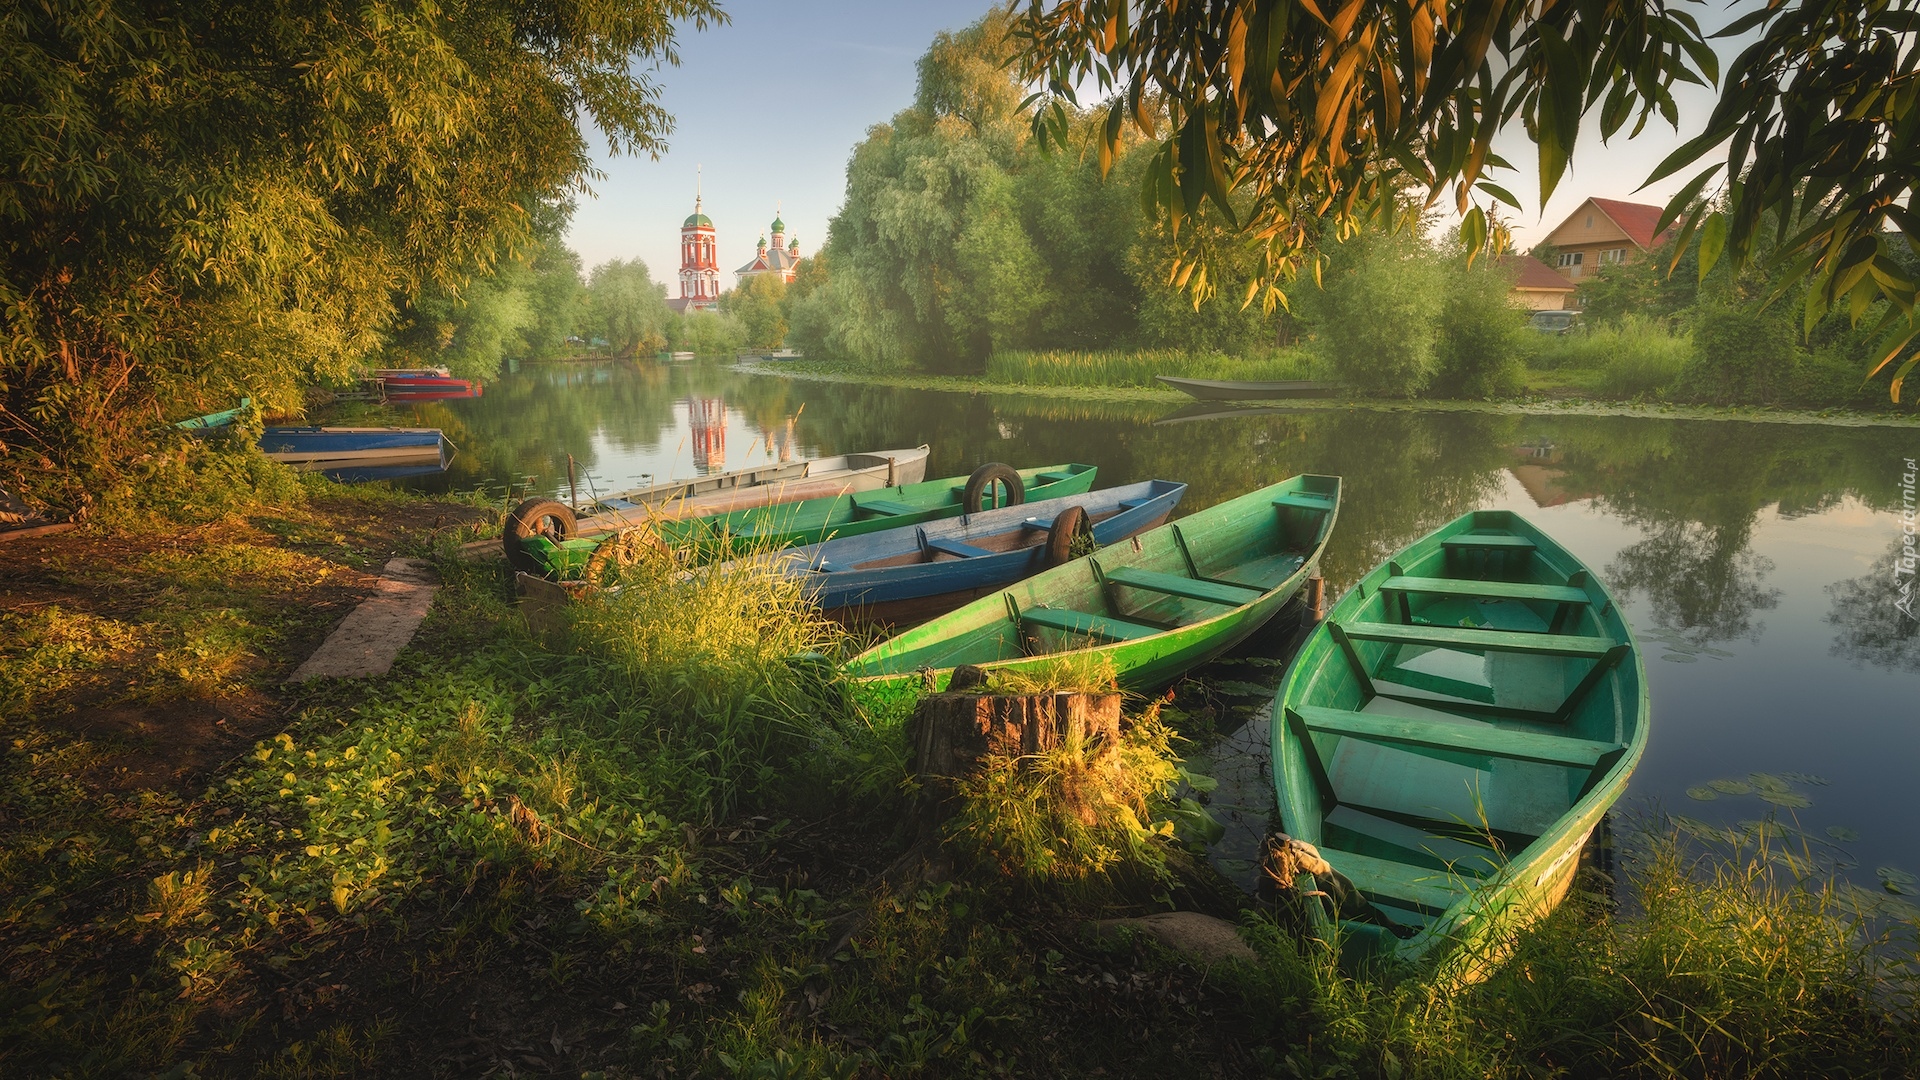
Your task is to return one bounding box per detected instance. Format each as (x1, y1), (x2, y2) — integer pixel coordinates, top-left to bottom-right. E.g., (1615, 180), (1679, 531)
(908, 675), (1122, 838)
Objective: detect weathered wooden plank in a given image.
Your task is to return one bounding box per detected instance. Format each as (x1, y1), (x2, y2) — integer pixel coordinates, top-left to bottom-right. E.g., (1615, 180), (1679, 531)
(1019, 607), (1160, 641)
(1294, 705), (1618, 769)
(1316, 846), (1465, 914)
(1340, 621), (1615, 658)
(1381, 575), (1588, 604)
(1104, 567), (1264, 606)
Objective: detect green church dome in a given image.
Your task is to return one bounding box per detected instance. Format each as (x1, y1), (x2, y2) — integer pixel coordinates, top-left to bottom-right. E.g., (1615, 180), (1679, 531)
(684, 212), (713, 228)
(770, 214), (786, 233)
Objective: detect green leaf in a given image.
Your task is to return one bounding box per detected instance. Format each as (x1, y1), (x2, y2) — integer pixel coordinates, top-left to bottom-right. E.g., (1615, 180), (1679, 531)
(1475, 181), (1521, 208)
(1697, 212), (1727, 280)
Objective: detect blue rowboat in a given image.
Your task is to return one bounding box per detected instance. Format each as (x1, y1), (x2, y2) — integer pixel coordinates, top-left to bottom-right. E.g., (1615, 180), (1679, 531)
(776, 480), (1189, 627)
(257, 426), (449, 466)
(317, 437), (455, 483)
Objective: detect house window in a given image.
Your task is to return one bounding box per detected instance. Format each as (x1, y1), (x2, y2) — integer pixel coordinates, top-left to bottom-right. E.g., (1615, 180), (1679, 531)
(1599, 248), (1628, 265)
(1557, 252), (1583, 268)
(1585, 214), (1594, 228)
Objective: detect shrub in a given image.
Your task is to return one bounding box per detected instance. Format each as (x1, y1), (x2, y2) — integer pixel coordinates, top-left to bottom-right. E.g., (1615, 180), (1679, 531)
(1431, 261), (1529, 398)
(1303, 232), (1447, 396)
(1677, 304), (1800, 404)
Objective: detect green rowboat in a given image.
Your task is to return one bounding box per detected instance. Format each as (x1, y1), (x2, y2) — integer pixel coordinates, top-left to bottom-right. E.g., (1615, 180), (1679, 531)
(1271, 509), (1647, 980)
(846, 475), (1340, 693)
(524, 463), (1097, 577)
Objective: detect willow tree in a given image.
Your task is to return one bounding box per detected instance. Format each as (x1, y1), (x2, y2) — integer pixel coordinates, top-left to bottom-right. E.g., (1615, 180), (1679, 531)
(0, 0), (720, 510)
(1011, 0), (1920, 399)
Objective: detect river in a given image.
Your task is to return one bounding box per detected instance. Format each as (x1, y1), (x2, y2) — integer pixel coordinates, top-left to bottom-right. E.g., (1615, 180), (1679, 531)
(393, 359), (1920, 899)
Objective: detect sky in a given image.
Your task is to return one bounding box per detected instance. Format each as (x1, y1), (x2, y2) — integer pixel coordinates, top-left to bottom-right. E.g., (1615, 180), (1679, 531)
(565, 1), (1742, 289)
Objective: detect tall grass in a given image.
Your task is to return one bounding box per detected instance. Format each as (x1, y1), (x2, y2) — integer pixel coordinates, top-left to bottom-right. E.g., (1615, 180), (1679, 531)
(1232, 823), (1920, 1077)
(560, 542), (864, 818)
(946, 705), (1182, 897)
(1532, 315), (1693, 398)
(986, 348), (1318, 389)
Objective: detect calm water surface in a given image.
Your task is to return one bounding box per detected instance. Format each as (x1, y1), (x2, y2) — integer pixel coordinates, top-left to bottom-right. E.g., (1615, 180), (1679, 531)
(400, 361), (1920, 890)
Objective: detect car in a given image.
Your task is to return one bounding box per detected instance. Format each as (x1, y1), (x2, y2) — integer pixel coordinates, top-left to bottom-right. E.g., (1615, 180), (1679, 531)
(1528, 309), (1582, 335)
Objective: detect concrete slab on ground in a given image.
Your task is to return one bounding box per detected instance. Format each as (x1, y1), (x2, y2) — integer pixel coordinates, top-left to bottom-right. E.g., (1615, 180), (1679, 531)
(290, 557), (439, 681)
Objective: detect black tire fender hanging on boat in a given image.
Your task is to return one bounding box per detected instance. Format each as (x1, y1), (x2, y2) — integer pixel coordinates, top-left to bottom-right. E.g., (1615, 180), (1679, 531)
(961, 463), (1023, 513)
(503, 498), (577, 576)
(1045, 504), (1094, 565)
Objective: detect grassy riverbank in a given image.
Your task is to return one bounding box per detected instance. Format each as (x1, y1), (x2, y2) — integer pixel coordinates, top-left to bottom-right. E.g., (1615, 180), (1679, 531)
(746, 360), (1920, 428)
(4, 457), (1918, 1075)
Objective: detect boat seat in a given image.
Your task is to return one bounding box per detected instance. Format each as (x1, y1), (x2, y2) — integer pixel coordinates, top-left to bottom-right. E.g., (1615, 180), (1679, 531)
(1020, 607), (1159, 642)
(1291, 705), (1619, 769)
(1314, 846), (1462, 915)
(1118, 498), (1151, 510)
(1104, 567), (1263, 606)
(812, 560), (850, 573)
(1036, 471), (1080, 484)
(1272, 493), (1335, 511)
(925, 537), (992, 559)
(854, 498), (921, 517)
(1340, 621), (1616, 658)
(1442, 535), (1536, 551)
(1381, 575), (1588, 605)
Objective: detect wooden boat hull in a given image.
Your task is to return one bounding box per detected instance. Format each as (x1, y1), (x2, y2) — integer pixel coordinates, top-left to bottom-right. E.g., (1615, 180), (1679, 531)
(575, 446), (932, 539)
(258, 426), (448, 465)
(317, 439), (455, 482)
(845, 475), (1340, 694)
(1271, 509), (1647, 981)
(1155, 376), (1339, 401)
(779, 480), (1188, 628)
(173, 398), (252, 431)
(527, 462), (1099, 575)
(385, 386), (482, 401)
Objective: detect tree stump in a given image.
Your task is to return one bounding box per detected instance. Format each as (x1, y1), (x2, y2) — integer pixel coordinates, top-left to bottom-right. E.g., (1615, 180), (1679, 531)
(907, 667), (1122, 840)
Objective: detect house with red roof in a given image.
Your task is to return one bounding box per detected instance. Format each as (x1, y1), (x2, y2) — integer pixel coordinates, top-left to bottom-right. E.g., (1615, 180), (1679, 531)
(1499, 254), (1579, 311)
(1539, 197), (1676, 282)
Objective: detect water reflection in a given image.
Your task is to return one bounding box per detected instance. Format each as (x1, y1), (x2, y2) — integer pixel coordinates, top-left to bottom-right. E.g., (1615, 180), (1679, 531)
(1827, 537), (1920, 673)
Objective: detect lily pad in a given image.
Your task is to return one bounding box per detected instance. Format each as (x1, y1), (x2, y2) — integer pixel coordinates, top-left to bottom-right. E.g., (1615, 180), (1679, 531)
(1877, 867), (1917, 896)
(1708, 779), (1754, 795)
(1747, 773), (1793, 793)
(1738, 819), (1787, 840)
(1825, 825), (1861, 843)
(1757, 789), (1812, 809)
(1208, 680), (1273, 697)
(1685, 786), (1719, 801)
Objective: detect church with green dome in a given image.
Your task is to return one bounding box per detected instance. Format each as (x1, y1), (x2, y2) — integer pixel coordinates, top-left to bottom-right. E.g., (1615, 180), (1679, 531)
(671, 182), (721, 314)
(735, 208), (803, 285)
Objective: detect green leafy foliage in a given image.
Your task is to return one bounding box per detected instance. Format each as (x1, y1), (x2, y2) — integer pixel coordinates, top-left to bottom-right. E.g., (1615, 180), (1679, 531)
(720, 274), (790, 352)
(586, 258), (675, 358)
(790, 11), (1290, 372)
(0, 0), (723, 511)
(1679, 305), (1801, 406)
(1431, 258), (1530, 398)
(1299, 231), (1446, 396)
(1012, 1), (1920, 398)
